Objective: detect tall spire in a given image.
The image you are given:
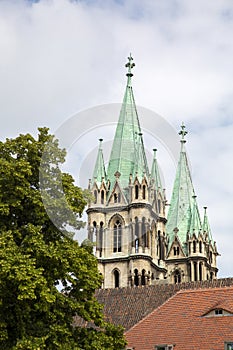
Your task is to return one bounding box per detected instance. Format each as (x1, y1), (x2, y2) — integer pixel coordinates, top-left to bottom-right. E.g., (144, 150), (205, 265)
(166, 123), (195, 252)
(92, 138), (107, 187)
(151, 148), (163, 191)
(107, 55), (149, 192)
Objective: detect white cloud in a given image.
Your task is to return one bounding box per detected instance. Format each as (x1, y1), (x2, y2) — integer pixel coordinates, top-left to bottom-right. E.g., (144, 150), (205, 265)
(0, 0), (232, 277)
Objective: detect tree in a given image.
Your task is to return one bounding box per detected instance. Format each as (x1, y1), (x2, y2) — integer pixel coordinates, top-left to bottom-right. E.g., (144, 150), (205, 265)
(0, 128), (126, 349)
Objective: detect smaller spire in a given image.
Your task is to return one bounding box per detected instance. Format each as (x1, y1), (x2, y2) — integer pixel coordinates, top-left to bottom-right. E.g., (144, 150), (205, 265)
(151, 148), (163, 192)
(189, 195), (202, 234)
(203, 206), (213, 242)
(92, 138), (107, 187)
(179, 122), (188, 144)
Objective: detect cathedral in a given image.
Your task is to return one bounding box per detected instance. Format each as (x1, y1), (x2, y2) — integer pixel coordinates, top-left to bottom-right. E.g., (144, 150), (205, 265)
(86, 55), (218, 289)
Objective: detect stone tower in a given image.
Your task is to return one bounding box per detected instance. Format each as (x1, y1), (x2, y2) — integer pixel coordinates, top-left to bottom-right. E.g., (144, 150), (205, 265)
(87, 56), (218, 288)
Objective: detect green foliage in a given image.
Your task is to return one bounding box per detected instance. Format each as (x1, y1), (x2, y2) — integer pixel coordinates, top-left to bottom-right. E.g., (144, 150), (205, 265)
(0, 129), (126, 349)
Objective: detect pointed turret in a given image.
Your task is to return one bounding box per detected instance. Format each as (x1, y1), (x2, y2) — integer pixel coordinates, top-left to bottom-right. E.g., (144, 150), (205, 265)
(151, 148), (163, 191)
(203, 206), (213, 243)
(189, 195), (202, 235)
(107, 54), (149, 192)
(166, 123), (196, 252)
(92, 138), (107, 187)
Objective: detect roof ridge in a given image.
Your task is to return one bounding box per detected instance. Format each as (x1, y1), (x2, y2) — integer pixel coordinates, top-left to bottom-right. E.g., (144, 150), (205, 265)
(176, 285), (233, 295)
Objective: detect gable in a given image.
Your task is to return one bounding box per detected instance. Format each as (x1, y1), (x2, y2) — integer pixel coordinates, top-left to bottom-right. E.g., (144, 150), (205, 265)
(107, 181), (127, 205)
(166, 235), (186, 259)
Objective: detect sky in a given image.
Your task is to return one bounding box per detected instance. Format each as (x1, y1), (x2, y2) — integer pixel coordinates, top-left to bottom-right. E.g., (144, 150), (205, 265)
(0, 0), (233, 277)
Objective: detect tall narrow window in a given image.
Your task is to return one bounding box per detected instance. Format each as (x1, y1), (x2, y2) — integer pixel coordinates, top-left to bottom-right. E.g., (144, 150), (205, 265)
(199, 241), (202, 253)
(118, 193), (121, 203)
(113, 220), (122, 252)
(134, 269), (139, 286)
(142, 217), (147, 248)
(193, 240), (196, 253)
(99, 221), (103, 257)
(135, 185), (139, 199)
(194, 262), (197, 281)
(135, 217), (139, 253)
(142, 185), (146, 199)
(94, 190), (97, 204)
(101, 190), (104, 204)
(113, 269), (120, 288)
(114, 193), (117, 203)
(199, 262), (202, 281)
(141, 269), (146, 285)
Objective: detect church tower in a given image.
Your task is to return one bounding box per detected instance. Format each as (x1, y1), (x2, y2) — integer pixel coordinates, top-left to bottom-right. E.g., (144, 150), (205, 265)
(86, 56), (218, 288)
(165, 123), (219, 283)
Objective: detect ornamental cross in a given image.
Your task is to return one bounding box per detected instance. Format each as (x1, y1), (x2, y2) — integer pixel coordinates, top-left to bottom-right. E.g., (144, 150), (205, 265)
(125, 53), (135, 77)
(179, 122), (188, 142)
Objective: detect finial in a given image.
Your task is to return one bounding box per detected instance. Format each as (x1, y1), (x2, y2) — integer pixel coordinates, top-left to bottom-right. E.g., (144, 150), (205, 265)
(99, 138), (103, 148)
(153, 148), (157, 158)
(125, 53), (135, 77)
(179, 122), (188, 143)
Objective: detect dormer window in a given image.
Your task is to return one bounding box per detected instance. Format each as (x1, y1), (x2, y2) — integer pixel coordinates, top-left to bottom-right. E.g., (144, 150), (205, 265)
(204, 308), (232, 317)
(155, 345), (173, 350)
(135, 184), (139, 199)
(215, 309), (223, 315)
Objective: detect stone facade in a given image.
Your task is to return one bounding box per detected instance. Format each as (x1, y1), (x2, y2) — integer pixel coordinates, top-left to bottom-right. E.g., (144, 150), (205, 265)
(86, 56), (218, 288)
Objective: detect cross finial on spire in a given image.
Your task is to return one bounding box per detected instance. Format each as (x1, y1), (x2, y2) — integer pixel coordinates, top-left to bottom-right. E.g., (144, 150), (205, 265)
(179, 122), (188, 143)
(125, 53), (135, 77)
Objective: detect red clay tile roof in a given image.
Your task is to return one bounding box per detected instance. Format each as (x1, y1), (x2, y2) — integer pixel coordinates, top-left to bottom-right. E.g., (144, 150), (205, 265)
(125, 285), (233, 350)
(73, 278), (233, 332)
(94, 278), (233, 331)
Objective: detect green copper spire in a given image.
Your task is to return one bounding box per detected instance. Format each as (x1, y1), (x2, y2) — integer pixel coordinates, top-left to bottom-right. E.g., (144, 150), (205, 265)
(203, 206), (213, 242)
(92, 138), (107, 187)
(151, 148), (163, 191)
(107, 55), (149, 192)
(166, 123), (195, 252)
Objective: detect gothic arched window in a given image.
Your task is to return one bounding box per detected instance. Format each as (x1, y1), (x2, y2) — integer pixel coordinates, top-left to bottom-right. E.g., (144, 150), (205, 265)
(135, 185), (139, 199)
(142, 217), (147, 248)
(141, 269), (146, 285)
(193, 240), (196, 253)
(113, 269), (120, 288)
(199, 241), (202, 253)
(135, 217), (139, 253)
(114, 193), (117, 203)
(101, 190), (104, 204)
(134, 269), (139, 286)
(94, 190), (97, 204)
(99, 221), (103, 257)
(199, 262), (203, 281)
(194, 262), (197, 281)
(142, 185), (146, 199)
(113, 220), (122, 253)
